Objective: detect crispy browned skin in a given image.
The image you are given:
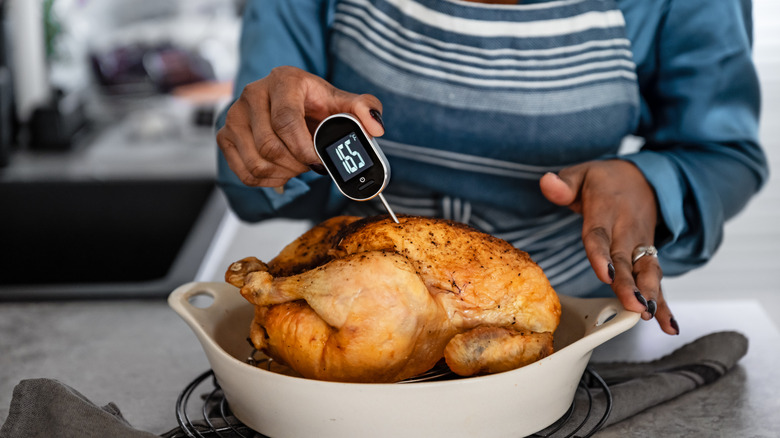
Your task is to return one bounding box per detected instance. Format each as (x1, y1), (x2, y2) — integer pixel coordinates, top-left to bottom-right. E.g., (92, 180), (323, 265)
(443, 327), (554, 376)
(267, 215), (361, 276)
(226, 215), (560, 382)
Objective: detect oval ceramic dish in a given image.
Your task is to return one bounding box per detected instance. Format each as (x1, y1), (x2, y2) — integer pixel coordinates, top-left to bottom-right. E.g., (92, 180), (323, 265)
(169, 281), (639, 438)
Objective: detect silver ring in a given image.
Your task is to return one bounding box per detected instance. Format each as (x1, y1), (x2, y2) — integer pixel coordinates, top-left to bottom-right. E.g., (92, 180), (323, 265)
(632, 245), (658, 264)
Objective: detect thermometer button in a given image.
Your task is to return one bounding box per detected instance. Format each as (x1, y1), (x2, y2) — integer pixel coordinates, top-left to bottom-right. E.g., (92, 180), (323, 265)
(358, 179), (376, 191)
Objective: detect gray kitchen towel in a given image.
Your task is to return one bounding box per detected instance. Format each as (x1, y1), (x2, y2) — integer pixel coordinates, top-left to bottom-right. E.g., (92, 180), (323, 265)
(0, 331), (748, 438)
(0, 378), (158, 438)
(533, 330), (749, 436)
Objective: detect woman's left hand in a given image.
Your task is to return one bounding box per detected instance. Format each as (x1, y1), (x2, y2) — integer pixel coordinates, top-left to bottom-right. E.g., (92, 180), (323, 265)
(539, 159), (679, 335)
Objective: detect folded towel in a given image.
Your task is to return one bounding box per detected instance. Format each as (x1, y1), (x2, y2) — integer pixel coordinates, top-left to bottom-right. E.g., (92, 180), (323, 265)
(0, 331), (748, 438)
(0, 378), (157, 438)
(533, 330), (749, 436)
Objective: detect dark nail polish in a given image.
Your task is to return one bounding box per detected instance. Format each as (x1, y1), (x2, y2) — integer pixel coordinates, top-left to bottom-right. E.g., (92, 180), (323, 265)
(309, 164), (328, 175)
(369, 109), (384, 129)
(634, 289), (648, 310)
(646, 299), (657, 318)
(670, 317), (680, 335)
(607, 263), (615, 282)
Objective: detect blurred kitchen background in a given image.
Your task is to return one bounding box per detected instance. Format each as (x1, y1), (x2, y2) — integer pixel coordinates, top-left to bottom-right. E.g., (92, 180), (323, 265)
(0, 0), (243, 298)
(0, 0), (777, 332)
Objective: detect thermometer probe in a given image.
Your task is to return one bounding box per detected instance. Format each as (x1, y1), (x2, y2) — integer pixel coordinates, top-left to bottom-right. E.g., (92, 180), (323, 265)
(313, 113), (399, 223)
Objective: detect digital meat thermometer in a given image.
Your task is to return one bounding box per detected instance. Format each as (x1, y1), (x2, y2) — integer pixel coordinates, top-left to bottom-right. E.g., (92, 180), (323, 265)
(313, 113), (399, 223)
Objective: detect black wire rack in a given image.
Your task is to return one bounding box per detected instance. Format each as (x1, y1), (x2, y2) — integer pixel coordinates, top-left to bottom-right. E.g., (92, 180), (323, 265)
(529, 368), (612, 438)
(166, 366), (612, 438)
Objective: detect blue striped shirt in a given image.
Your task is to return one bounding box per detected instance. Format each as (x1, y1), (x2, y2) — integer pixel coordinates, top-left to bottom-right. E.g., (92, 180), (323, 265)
(216, 0), (768, 297)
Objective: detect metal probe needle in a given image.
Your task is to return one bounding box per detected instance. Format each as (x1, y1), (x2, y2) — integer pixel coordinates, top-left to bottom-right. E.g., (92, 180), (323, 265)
(378, 193), (399, 223)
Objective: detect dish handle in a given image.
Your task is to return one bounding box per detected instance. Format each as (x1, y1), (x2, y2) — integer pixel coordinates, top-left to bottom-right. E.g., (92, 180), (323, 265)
(559, 295), (641, 355)
(168, 281), (246, 342)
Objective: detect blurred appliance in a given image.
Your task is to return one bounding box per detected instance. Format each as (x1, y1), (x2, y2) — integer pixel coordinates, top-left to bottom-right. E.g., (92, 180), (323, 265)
(3, 0), (87, 151)
(90, 43), (216, 94)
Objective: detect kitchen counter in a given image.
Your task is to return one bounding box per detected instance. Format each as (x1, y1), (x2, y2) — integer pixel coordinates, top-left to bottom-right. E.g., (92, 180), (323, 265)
(1, 296), (778, 437)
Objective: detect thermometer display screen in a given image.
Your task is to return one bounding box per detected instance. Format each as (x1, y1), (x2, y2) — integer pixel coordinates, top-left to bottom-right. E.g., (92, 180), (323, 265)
(324, 132), (374, 182)
(314, 113), (390, 201)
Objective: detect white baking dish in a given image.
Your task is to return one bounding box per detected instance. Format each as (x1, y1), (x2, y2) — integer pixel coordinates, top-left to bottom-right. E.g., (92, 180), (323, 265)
(169, 281), (639, 438)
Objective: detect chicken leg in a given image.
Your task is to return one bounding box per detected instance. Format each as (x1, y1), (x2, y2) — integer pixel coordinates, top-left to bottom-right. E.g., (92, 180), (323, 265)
(235, 251), (456, 383)
(444, 326), (554, 375)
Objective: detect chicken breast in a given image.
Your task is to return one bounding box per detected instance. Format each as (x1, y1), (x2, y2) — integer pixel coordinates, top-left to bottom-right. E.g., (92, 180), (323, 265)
(226, 215), (560, 383)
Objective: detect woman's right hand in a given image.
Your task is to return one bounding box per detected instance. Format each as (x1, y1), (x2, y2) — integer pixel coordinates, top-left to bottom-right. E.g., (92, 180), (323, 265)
(217, 66), (385, 188)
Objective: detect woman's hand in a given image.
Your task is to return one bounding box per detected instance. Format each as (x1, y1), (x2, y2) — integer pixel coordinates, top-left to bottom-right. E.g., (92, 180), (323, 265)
(217, 66), (385, 188)
(539, 160), (679, 335)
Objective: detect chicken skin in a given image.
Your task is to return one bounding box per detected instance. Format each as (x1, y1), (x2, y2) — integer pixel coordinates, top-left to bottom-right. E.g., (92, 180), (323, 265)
(226, 215), (560, 383)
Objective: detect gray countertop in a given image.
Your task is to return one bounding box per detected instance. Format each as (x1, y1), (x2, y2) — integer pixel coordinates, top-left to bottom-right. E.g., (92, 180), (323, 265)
(1, 296), (778, 437)
(1, 94), (218, 184)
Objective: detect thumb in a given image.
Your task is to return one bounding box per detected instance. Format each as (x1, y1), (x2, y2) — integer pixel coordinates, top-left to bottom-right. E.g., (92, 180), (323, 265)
(352, 106), (385, 138)
(539, 170), (581, 207)
(328, 89), (385, 138)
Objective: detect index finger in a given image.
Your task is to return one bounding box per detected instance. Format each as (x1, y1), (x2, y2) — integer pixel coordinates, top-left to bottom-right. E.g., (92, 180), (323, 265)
(267, 82), (321, 166)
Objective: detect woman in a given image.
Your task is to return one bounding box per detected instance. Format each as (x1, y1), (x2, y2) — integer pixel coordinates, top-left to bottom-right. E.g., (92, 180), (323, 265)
(215, 0), (768, 335)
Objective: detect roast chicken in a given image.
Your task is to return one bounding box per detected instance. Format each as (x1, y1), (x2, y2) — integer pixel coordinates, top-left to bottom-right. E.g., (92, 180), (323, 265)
(225, 215), (561, 383)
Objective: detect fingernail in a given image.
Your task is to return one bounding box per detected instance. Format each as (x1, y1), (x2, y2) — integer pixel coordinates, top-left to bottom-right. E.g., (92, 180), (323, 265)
(634, 289), (648, 310)
(607, 263), (615, 282)
(670, 317), (680, 335)
(646, 299), (657, 318)
(309, 164), (328, 175)
(369, 109), (384, 129)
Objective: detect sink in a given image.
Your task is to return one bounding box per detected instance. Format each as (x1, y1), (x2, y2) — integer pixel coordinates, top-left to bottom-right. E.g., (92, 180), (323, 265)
(0, 178), (226, 299)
